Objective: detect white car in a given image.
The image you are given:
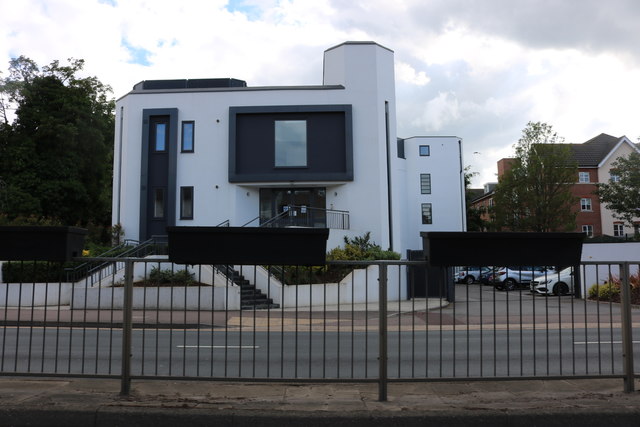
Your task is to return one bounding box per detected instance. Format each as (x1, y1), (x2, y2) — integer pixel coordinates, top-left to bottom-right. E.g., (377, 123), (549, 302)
(529, 267), (574, 296)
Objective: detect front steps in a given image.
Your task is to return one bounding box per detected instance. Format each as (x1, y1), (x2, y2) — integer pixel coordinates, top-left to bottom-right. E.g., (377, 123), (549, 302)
(217, 266), (279, 310)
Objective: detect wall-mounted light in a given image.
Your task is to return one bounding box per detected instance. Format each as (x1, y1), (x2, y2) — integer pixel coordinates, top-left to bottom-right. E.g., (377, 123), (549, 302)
(334, 191), (338, 197)
(215, 185), (219, 189)
(246, 192), (250, 197)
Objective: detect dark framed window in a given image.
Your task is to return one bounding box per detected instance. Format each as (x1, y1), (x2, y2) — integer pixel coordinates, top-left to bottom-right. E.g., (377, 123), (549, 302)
(154, 123), (167, 152)
(420, 173), (431, 194)
(180, 186), (194, 220)
(275, 120), (307, 167)
(421, 203), (432, 224)
(181, 121), (194, 152)
(419, 145), (430, 156)
(153, 188), (165, 218)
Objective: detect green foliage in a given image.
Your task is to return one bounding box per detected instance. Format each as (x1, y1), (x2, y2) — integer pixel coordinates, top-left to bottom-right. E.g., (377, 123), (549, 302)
(2, 261), (69, 283)
(587, 273), (640, 303)
(588, 282), (620, 301)
(146, 267), (195, 286)
(0, 56), (114, 234)
(492, 122), (578, 232)
(596, 151), (640, 231)
(326, 232), (400, 261)
(279, 233), (400, 285)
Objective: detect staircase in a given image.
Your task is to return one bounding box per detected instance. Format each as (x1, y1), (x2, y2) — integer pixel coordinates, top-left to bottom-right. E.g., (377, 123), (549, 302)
(217, 265), (279, 310)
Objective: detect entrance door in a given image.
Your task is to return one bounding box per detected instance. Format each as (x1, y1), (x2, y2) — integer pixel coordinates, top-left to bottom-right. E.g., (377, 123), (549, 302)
(259, 188), (326, 227)
(146, 116), (170, 238)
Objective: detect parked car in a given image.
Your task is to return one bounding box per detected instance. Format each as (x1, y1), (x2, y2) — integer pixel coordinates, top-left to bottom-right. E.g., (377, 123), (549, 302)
(493, 266), (554, 291)
(455, 266), (493, 284)
(529, 267), (574, 296)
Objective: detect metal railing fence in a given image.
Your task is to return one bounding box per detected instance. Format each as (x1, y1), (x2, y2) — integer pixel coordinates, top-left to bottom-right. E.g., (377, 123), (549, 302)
(0, 259), (638, 400)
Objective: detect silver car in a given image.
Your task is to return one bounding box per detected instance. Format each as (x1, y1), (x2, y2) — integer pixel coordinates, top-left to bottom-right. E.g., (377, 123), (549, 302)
(493, 266), (554, 291)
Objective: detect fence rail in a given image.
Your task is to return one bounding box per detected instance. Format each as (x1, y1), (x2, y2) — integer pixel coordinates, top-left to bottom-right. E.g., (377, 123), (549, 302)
(0, 258), (638, 400)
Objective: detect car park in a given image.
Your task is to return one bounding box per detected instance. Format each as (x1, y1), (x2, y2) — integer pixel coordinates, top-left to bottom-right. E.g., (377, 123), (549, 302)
(529, 267), (574, 296)
(455, 266), (493, 284)
(493, 266), (554, 291)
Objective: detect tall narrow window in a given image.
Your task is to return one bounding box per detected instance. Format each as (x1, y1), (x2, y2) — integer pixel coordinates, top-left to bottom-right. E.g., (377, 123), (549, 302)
(181, 121), (194, 152)
(180, 186), (194, 219)
(275, 120), (307, 167)
(153, 188), (165, 218)
(154, 123), (167, 152)
(580, 198), (592, 211)
(419, 145), (430, 156)
(420, 173), (431, 194)
(421, 203), (432, 224)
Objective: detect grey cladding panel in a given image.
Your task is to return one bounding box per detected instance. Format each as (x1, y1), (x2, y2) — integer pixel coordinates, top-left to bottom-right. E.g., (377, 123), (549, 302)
(229, 105), (353, 182)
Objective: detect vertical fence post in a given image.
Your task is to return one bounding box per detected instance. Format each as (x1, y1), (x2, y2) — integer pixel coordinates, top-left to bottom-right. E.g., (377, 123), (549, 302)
(120, 258), (134, 396)
(619, 262), (635, 393)
(378, 262), (388, 402)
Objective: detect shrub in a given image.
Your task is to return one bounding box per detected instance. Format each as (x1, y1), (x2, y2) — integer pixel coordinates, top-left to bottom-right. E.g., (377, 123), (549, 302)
(145, 267), (195, 286)
(588, 282), (620, 302)
(280, 232), (400, 285)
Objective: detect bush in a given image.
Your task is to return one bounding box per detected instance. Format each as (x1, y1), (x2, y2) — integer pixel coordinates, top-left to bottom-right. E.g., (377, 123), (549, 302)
(144, 267), (195, 286)
(2, 261), (69, 283)
(588, 282), (620, 302)
(279, 232), (400, 285)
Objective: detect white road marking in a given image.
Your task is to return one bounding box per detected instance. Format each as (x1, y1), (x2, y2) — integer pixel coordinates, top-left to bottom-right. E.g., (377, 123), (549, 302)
(574, 341), (640, 345)
(177, 345), (259, 349)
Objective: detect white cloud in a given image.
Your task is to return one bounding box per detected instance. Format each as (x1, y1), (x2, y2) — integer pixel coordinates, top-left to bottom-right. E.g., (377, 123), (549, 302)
(1, 0), (639, 188)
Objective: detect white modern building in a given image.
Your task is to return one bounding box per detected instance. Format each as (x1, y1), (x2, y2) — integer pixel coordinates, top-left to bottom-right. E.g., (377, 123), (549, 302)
(112, 41), (466, 256)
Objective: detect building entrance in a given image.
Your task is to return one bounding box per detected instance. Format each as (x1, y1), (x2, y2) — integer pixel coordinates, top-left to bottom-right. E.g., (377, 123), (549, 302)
(259, 188), (326, 227)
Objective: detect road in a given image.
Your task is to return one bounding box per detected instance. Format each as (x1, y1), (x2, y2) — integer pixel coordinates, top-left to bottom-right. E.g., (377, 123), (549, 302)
(1, 283), (639, 379)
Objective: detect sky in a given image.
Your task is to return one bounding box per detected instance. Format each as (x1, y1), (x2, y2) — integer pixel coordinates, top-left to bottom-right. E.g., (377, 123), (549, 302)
(1, 0), (639, 187)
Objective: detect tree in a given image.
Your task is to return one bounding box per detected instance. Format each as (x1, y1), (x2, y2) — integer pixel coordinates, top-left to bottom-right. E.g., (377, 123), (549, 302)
(0, 57), (114, 228)
(596, 151), (640, 232)
(492, 122), (578, 232)
(464, 166), (488, 231)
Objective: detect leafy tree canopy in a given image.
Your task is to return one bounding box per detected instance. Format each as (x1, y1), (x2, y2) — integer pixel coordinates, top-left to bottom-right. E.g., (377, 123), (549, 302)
(492, 121), (578, 232)
(0, 56), (114, 229)
(596, 150), (640, 230)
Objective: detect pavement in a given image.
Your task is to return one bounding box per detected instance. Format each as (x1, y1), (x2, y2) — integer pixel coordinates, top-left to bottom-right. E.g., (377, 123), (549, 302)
(0, 376), (639, 426)
(3, 296), (640, 426)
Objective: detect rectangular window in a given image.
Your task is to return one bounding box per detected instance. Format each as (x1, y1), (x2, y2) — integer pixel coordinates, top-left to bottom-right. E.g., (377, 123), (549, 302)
(580, 198), (592, 211)
(419, 145), (430, 156)
(397, 139), (405, 159)
(154, 123), (167, 152)
(275, 120), (307, 167)
(421, 203), (432, 224)
(613, 223), (624, 237)
(610, 173), (621, 182)
(579, 171), (590, 183)
(180, 186), (194, 220)
(181, 121), (194, 152)
(153, 188), (165, 218)
(582, 225), (593, 237)
(420, 173), (431, 194)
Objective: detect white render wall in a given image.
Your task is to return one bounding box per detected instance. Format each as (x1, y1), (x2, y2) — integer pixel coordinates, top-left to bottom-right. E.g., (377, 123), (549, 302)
(112, 42), (464, 256)
(400, 136), (467, 251)
(598, 140), (640, 236)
